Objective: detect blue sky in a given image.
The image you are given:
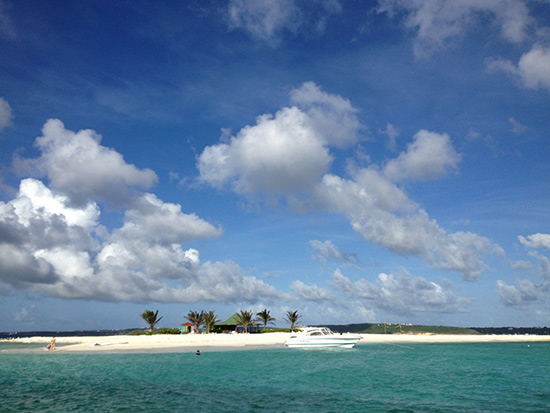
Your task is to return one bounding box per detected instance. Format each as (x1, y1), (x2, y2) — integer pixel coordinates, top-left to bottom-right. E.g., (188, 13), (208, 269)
(0, 0), (549, 331)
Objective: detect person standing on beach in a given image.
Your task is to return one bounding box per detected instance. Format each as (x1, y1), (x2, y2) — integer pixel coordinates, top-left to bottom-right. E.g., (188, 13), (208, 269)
(48, 336), (56, 352)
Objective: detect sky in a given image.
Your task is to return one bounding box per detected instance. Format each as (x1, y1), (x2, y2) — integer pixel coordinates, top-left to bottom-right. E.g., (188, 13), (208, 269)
(0, 0), (549, 332)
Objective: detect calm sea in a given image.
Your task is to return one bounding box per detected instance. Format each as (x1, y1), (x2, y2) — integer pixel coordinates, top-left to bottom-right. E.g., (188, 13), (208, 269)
(1, 342), (549, 412)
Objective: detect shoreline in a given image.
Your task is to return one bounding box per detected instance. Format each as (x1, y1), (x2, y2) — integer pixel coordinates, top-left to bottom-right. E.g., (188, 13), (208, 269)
(2, 332), (549, 353)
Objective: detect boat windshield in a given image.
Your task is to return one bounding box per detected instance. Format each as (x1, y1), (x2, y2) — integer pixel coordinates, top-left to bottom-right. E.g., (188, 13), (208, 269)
(304, 328), (334, 336)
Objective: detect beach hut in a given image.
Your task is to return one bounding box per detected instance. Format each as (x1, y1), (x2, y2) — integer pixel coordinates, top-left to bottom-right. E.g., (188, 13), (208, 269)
(180, 322), (194, 334)
(216, 313), (259, 333)
(215, 313), (239, 333)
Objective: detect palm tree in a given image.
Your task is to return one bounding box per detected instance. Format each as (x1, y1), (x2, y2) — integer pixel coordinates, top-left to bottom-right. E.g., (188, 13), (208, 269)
(185, 310), (205, 334)
(141, 309), (163, 332)
(284, 310), (302, 332)
(203, 311), (220, 334)
(256, 309), (276, 330)
(235, 310), (255, 333)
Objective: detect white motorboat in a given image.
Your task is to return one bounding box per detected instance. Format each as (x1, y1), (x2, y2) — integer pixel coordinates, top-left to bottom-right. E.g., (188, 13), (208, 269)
(284, 327), (361, 348)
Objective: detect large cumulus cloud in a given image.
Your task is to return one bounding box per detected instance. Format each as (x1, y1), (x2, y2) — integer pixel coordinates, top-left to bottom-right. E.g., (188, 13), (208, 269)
(198, 106), (333, 193)
(198, 82), (362, 194)
(16, 119), (158, 206)
(1, 120), (283, 304)
(198, 82), (498, 281)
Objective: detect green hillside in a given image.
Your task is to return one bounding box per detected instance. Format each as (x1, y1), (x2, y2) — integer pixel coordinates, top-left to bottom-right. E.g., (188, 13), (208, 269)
(364, 324), (480, 335)
(325, 323), (480, 335)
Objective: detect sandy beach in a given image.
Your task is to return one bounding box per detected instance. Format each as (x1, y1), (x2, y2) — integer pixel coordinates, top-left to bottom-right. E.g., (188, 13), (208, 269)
(3, 332), (549, 353)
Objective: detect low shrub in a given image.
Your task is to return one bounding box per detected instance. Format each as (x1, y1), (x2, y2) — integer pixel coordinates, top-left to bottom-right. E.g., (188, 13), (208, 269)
(127, 330), (147, 335)
(148, 328), (181, 335)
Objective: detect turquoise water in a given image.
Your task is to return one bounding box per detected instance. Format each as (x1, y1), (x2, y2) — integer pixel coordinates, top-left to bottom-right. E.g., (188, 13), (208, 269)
(1, 342), (549, 412)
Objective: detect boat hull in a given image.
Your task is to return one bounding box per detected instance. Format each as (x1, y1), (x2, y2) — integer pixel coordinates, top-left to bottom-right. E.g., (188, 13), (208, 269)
(285, 342), (357, 349)
(284, 327), (361, 349)
(284, 338), (359, 348)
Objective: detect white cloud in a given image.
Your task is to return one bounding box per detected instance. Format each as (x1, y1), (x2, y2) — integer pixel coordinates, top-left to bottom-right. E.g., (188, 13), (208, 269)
(378, 0), (532, 58)
(487, 45), (550, 91)
(228, 0), (300, 42)
(0, 119), (284, 304)
(509, 117), (528, 135)
(309, 239), (360, 266)
(496, 279), (541, 308)
(0, 1), (16, 39)
(0, 178), (101, 254)
(16, 119), (158, 206)
(227, 0), (342, 42)
(199, 107), (332, 194)
(0, 182), (279, 302)
(199, 84), (494, 281)
(179, 260), (283, 303)
(536, 252), (550, 280)
(332, 269), (469, 313)
(0, 97), (12, 131)
(379, 122), (400, 151)
(485, 57), (518, 77)
(35, 248), (94, 280)
(290, 280), (332, 302)
(517, 44), (550, 90)
(0, 244), (57, 288)
(0, 178), (98, 289)
(295, 299), (376, 325)
(497, 248), (550, 308)
(315, 170), (494, 281)
(511, 260), (533, 271)
(198, 82), (362, 194)
(119, 193), (222, 245)
(289, 81), (362, 149)
(523, 251), (550, 281)
(383, 130), (461, 182)
(518, 233), (550, 249)
(13, 178), (100, 228)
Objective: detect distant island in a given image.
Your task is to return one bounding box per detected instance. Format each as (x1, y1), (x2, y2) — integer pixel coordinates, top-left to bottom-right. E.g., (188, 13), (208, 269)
(321, 323), (550, 336)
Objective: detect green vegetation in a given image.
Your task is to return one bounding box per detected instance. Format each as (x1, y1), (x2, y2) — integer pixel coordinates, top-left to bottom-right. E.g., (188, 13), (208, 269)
(256, 309), (276, 329)
(147, 328), (181, 335)
(259, 328), (293, 333)
(185, 310), (205, 333)
(235, 310), (255, 333)
(284, 310), (302, 332)
(127, 329), (147, 335)
(203, 311), (221, 334)
(140, 309), (163, 332)
(327, 323), (481, 335)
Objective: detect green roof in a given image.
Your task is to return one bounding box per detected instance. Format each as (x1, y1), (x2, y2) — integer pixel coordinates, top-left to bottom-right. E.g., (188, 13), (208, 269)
(217, 312), (240, 325)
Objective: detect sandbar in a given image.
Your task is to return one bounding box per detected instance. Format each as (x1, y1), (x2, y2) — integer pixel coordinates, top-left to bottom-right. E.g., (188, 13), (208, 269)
(2, 332), (549, 353)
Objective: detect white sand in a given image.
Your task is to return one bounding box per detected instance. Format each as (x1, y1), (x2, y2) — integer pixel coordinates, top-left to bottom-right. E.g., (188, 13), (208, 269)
(3, 333), (291, 353)
(3, 332), (549, 353)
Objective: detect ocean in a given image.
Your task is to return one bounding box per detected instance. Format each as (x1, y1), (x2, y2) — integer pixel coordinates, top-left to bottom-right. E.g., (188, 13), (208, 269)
(1, 342), (549, 412)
